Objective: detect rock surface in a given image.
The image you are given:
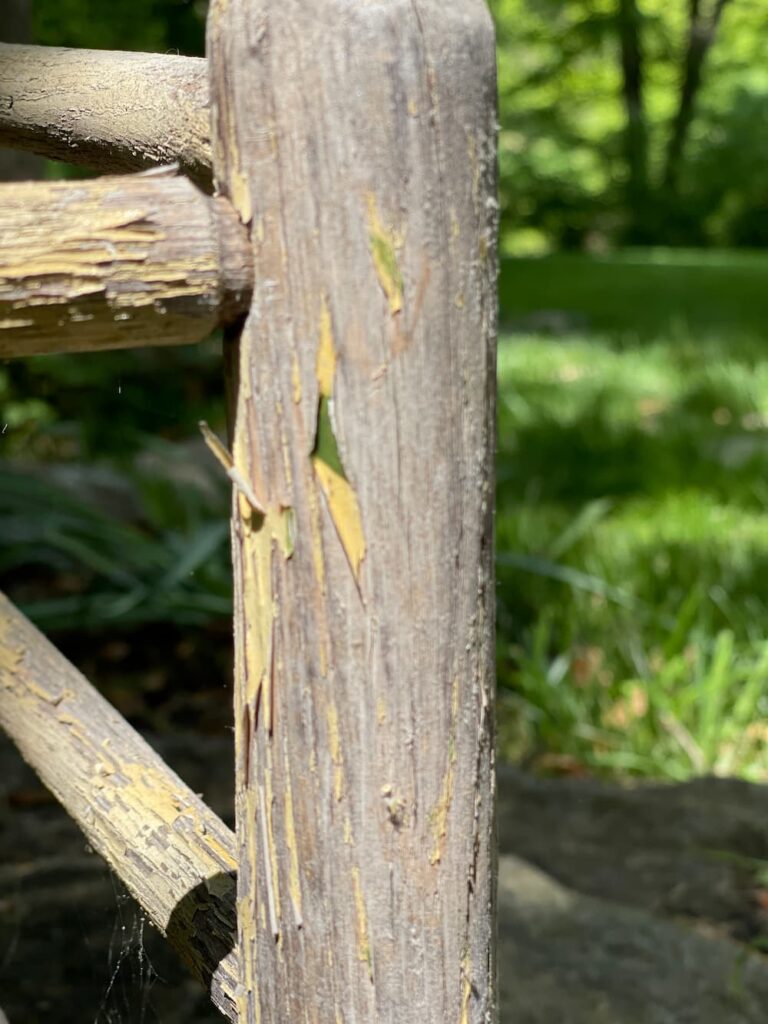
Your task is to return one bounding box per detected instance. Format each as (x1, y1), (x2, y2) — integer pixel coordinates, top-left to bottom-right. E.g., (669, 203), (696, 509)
(2, 736), (768, 1022)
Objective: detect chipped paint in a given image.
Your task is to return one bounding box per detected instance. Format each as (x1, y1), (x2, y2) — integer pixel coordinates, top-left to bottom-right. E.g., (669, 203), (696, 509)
(326, 701), (345, 802)
(262, 766), (282, 940)
(311, 297), (366, 583)
(291, 353), (303, 404)
(343, 816), (354, 846)
(365, 192), (404, 315)
(313, 461), (366, 581)
(316, 296), (337, 397)
(282, 754), (304, 929)
(376, 697), (387, 725)
(429, 677), (459, 865)
(351, 865), (372, 978)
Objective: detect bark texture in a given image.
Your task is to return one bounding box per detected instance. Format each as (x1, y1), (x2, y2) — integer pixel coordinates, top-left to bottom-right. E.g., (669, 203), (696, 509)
(0, 169), (252, 358)
(0, 44), (212, 189)
(208, 2), (498, 1022)
(0, 593), (239, 1022)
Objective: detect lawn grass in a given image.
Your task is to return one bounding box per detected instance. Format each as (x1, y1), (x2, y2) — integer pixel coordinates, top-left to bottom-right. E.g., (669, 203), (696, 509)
(497, 250), (768, 781)
(499, 249), (768, 346)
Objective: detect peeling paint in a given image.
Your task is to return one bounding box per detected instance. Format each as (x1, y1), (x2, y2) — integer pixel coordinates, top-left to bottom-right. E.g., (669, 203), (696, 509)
(312, 460), (366, 582)
(261, 767), (282, 940)
(291, 352), (303, 404)
(311, 296), (366, 583)
(429, 677), (459, 865)
(351, 865), (373, 978)
(326, 701), (345, 802)
(283, 753), (304, 929)
(316, 296), (337, 396)
(365, 192), (403, 315)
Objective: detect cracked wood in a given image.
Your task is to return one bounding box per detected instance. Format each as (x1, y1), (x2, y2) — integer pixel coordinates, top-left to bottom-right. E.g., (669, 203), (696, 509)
(0, 592), (240, 1021)
(208, 1), (499, 1022)
(0, 170), (252, 358)
(0, 43), (212, 189)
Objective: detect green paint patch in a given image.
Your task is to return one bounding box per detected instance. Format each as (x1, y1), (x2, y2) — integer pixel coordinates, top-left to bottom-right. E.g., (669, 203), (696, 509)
(366, 193), (403, 315)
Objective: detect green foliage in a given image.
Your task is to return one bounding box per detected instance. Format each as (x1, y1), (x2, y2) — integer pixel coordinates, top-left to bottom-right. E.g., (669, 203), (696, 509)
(0, 459), (232, 631)
(497, 250), (768, 781)
(491, 0), (768, 249)
(33, 0), (206, 55)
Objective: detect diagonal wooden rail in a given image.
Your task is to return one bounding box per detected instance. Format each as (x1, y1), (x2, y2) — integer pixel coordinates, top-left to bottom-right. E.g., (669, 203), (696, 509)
(0, 592), (240, 1021)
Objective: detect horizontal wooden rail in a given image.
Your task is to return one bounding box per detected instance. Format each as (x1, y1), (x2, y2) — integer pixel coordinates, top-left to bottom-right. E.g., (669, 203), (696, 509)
(0, 169), (252, 358)
(0, 592), (239, 1021)
(0, 43), (212, 189)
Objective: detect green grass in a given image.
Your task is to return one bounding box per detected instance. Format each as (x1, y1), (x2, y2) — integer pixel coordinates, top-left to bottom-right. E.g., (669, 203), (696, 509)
(497, 250), (768, 781)
(499, 249), (768, 346)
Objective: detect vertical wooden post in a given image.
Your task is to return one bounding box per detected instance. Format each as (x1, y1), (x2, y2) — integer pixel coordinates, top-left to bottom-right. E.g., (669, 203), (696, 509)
(207, 2), (498, 1021)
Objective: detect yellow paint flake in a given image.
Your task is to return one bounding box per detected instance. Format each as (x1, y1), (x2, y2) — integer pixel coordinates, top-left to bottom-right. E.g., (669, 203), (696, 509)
(262, 766), (282, 939)
(326, 701), (345, 802)
(316, 296), (337, 398)
(429, 678), (459, 865)
(376, 697), (388, 725)
(311, 296), (367, 583)
(351, 865), (372, 977)
(312, 460), (366, 582)
(291, 353), (303, 404)
(283, 757), (304, 928)
(365, 193), (404, 315)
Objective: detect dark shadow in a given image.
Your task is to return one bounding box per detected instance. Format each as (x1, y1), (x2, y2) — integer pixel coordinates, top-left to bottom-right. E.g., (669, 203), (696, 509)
(166, 871), (238, 1016)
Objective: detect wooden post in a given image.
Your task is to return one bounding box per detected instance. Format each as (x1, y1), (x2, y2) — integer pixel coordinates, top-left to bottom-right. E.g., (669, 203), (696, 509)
(207, 2), (498, 1022)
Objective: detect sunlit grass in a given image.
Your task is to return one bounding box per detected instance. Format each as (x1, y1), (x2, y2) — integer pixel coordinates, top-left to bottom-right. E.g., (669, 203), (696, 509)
(497, 316), (768, 781)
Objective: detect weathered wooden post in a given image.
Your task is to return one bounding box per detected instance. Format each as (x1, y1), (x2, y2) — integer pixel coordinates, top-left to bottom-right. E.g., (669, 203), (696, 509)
(207, 2), (498, 1021)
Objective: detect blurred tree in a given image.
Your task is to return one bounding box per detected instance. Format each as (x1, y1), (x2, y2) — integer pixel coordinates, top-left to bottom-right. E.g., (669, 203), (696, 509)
(493, 0), (768, 249)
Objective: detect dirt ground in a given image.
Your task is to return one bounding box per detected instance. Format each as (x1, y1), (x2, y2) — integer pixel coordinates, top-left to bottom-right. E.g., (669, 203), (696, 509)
(2, 734), (768, 1022)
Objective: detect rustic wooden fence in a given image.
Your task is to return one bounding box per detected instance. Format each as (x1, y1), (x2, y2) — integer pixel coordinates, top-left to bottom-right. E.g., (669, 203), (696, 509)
(0, 3), (498, 1021)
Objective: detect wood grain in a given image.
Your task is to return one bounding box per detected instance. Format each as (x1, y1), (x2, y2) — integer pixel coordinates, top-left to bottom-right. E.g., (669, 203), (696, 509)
(0, 592), (240, 1020)
(208, 1), (499, 1021)
(0, 169), (252, 358)
(0, 43), (211, 189)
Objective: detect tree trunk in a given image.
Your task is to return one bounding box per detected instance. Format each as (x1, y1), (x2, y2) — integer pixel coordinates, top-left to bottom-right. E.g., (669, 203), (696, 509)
(617, 0), (650, 239)
(663, 0), (732, 191)
(207, 1), (498, 1022)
